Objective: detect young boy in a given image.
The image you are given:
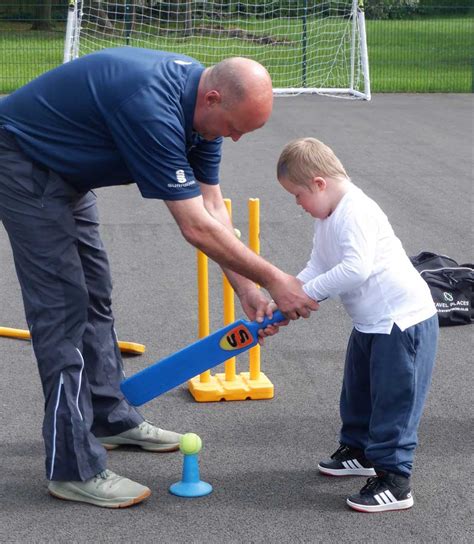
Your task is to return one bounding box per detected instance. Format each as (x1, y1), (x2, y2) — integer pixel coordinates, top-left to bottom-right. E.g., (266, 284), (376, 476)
(276, 137), (438, 513)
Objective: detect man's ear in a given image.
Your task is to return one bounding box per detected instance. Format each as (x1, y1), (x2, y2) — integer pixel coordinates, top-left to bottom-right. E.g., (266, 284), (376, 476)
(205, 90), (221, 107)
(310, 176), (327, 191)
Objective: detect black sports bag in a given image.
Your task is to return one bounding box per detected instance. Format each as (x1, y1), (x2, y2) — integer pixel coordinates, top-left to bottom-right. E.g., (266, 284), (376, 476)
(410, 252), (474, 326)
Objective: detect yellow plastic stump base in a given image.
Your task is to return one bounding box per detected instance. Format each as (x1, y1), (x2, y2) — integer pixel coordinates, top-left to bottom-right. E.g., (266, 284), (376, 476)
(188, 371), (274, 402)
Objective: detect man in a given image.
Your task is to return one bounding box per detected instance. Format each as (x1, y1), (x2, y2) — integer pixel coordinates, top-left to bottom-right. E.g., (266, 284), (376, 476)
(0, 48), (318, 508)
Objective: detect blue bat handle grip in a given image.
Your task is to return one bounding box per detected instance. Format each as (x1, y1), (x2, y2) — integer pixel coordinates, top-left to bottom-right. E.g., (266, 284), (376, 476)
(259, 309), (286, 329)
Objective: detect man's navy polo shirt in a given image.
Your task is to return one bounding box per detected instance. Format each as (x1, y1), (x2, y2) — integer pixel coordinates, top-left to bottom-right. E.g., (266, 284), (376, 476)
(0, 47), (222, 200)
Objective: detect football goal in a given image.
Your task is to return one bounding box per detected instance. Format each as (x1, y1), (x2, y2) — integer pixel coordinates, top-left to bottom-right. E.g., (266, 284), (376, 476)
(64, 1), (370, 99)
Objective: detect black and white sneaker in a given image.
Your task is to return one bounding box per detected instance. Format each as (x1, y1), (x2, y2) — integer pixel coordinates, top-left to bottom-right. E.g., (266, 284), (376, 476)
(318, 444), (376, 477)
(346, 472), (414, 513)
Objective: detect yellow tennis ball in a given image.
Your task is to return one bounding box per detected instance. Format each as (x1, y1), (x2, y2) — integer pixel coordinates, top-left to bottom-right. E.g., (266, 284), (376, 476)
(180, 433), (202, 455)
(234, 228), (241, 239)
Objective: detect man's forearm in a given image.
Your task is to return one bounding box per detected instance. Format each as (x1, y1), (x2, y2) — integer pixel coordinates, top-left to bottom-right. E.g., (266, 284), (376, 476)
(198, 184), (265, 296)
(165, 196), (319, 319)
(167, 193), (282, 291)
(221, 266), (259, 297)
(188, 218), (281, 289)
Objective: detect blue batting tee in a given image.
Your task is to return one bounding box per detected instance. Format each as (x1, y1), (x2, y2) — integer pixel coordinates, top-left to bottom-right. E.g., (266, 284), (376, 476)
(0, 47), (222, 200)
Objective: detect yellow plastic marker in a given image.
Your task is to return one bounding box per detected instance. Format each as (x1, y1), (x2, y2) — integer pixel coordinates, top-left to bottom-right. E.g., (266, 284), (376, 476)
(0, 327), (146, 355)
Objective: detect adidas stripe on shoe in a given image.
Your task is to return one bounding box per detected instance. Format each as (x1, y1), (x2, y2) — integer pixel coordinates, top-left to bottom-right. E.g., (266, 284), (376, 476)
(318, 444), (376, 477)
(346, 472), (414, 513)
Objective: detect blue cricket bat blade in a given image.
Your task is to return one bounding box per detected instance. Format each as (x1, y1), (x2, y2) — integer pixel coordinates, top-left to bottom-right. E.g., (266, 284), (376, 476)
(120, 310), (285, 406)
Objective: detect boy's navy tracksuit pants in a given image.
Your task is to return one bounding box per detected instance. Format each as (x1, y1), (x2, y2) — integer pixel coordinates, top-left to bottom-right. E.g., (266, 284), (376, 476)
(340, 316), (439, 477)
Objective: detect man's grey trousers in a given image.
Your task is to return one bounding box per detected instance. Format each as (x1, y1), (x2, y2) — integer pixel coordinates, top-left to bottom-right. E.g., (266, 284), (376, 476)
(0, 129), (143, 481)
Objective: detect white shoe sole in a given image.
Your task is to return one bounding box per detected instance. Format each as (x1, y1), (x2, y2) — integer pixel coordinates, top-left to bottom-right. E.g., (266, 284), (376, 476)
(101, 440), (179, 452)
(346, 496), (414, 513)
(49, 486), (151, 508)
(318, 464), (376, 477)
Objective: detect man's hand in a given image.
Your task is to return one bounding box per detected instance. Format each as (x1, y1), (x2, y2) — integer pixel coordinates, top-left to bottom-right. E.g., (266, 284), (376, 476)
(256, 300), (290, 345)
(236, 289), (290, 345)
(267, 273), (319, 320)
(238, 287), (271, 322)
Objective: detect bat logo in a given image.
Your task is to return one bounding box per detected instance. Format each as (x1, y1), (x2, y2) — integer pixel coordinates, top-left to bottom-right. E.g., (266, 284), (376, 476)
(219, 324), (254, 351)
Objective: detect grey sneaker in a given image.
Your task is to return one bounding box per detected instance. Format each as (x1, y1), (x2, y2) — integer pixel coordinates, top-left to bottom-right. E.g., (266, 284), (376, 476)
(98, 421), (182, 452)
(48, 470), (151, 508)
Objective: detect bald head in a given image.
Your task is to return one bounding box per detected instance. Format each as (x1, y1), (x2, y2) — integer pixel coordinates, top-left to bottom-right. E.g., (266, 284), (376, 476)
(193, 57), (273, 142)
(207, 57), (273, 109)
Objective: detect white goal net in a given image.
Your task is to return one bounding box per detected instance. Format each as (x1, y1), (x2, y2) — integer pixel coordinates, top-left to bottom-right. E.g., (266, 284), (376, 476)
(64, 1), (370, 99)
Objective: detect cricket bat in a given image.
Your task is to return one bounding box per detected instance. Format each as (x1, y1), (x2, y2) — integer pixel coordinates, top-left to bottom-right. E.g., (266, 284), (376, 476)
(120, 310), (286, 406)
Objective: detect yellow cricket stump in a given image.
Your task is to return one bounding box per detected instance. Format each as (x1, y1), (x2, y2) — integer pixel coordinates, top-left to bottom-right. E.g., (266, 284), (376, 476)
(188, 198), (274, 402)
(0, 326), (146, 355)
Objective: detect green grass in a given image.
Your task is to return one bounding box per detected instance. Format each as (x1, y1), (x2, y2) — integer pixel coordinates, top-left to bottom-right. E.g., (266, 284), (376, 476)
(367, 17), (473, 92)
(0, 15), (472, 94)
(0, 23), (65, 93)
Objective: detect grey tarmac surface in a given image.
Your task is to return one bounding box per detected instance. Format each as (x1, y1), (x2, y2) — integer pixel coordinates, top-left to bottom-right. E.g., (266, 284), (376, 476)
(1, 94), (473, 543)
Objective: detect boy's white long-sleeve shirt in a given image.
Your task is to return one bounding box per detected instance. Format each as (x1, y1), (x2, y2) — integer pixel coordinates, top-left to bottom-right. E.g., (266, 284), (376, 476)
(298, 183), (436, 333)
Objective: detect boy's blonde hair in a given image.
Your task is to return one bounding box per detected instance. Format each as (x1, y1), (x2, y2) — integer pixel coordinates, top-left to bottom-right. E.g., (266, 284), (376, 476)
(277, 137), (348, 187)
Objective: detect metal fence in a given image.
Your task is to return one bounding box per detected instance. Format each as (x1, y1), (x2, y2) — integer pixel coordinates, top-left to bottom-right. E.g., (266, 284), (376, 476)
(0, 1), (472, 94)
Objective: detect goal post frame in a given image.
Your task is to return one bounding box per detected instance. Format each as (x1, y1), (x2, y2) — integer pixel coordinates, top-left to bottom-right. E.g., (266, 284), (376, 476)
(63, 1), (371, 100)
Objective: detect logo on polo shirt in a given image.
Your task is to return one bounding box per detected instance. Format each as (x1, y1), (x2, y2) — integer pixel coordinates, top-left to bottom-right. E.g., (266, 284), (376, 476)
(176, 170), (187, 184)
(174, 60), (192, 66)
